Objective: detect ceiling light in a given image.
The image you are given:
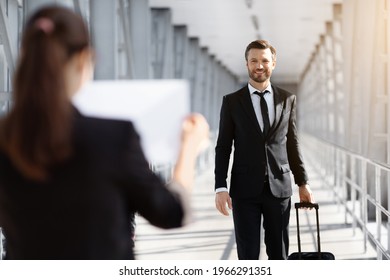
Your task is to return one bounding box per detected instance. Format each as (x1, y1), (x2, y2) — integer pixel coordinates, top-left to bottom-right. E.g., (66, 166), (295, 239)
(245, 0), (253, 9)
(251, 15), (259, 30)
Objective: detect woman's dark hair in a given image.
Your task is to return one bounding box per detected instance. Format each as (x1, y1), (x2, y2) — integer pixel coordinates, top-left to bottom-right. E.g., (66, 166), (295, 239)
(0, 5), (90, 181)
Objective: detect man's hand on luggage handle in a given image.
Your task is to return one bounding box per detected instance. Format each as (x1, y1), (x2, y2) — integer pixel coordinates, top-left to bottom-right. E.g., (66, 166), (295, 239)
(299, 184), (315, 209)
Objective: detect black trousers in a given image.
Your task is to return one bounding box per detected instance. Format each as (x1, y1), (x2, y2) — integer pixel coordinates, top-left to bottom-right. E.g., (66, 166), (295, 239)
(232, 182), (291, 260)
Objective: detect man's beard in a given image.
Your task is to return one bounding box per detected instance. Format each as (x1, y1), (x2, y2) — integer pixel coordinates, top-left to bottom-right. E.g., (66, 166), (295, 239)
(248, 69), (270, 83)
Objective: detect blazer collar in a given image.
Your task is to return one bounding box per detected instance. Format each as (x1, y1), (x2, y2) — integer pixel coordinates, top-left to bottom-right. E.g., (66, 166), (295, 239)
(238, 84), (286, 139)
(269, 85), (285, 134)
(238, 86), (263, 137)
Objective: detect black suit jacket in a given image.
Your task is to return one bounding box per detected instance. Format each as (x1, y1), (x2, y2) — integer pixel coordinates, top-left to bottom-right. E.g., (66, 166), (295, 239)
(215, 85), (308, 199)
(0, 109), (184, 259)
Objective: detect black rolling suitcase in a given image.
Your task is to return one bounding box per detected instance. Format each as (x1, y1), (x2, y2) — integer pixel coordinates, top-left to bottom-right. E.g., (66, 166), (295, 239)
(288, 202), (335, 260)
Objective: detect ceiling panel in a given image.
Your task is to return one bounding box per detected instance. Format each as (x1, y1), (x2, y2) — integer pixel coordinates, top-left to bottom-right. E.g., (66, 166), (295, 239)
(149, 0), (342, 83)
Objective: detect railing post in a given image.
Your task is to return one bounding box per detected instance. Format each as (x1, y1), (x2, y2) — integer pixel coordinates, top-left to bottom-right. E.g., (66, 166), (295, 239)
(375, 166), (382, 259)
(388, 173), (390, 257)
(388, 218), (390, 259)
(334, 148), (339, 207)
(342, 152), (347, 224)
(361, 160), (368, 253)
(351, 156), (357, 234)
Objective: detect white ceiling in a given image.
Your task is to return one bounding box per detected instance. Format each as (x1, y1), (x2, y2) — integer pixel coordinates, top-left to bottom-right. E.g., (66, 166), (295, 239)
(149, 0), (342, 84)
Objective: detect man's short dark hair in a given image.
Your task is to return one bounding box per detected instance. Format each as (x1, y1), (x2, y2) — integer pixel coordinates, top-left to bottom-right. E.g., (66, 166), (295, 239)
(245, 40), (276, 61)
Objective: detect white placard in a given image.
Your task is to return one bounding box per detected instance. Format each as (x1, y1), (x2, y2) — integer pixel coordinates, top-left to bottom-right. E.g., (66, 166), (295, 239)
(72, 79), (190, 164)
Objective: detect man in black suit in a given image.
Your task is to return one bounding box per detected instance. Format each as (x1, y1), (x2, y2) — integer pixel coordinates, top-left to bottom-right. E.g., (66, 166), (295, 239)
(214, 40), (314, 260)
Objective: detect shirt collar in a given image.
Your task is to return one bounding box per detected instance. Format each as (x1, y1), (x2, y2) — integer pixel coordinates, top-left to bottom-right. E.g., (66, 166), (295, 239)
(248, 82), (273, 96)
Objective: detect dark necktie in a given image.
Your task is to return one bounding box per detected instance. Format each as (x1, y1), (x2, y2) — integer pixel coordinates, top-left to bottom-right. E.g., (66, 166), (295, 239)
(255, 91), (270, 136)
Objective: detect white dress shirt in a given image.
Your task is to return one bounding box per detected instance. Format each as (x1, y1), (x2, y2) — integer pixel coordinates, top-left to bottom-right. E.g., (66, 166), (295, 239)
(248, 83), (275, 130)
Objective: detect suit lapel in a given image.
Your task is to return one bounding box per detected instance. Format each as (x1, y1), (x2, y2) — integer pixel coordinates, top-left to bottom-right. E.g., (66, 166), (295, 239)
(238, 87), (263, 137)
(270, 85), (285, 135)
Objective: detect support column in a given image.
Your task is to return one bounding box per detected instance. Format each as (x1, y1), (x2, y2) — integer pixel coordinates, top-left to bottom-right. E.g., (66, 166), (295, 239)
(0, 0), (18, 74)
(208, 55), (218, 131)
(117, 0), (134, 79)
(192, 42), (204, 113)
(90, 0), (118, 79)
(331, 4), (344, 147)
(150, 8), (173, 79)
(187, 37), (199, 112)
(173, 25), (188, 79)
(129, 0), (151, 79)
(0, 0), (20, 114)
(200, 47), (210, 119)
(324, 24), (336, 143)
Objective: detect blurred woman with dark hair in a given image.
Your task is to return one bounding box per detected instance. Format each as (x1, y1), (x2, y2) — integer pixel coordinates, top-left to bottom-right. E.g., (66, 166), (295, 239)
(0, 5), (208, 259)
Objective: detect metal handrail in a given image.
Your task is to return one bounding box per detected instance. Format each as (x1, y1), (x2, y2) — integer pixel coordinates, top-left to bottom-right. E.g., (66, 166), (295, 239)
(302, 133), (390, 260)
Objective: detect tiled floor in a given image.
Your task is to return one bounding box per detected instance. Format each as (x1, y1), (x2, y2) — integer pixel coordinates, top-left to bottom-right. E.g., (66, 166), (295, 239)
(134, 160), (377, 260)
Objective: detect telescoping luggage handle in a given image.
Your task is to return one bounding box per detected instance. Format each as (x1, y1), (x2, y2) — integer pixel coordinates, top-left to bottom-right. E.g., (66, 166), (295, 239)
(295, 202), (321, 259)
